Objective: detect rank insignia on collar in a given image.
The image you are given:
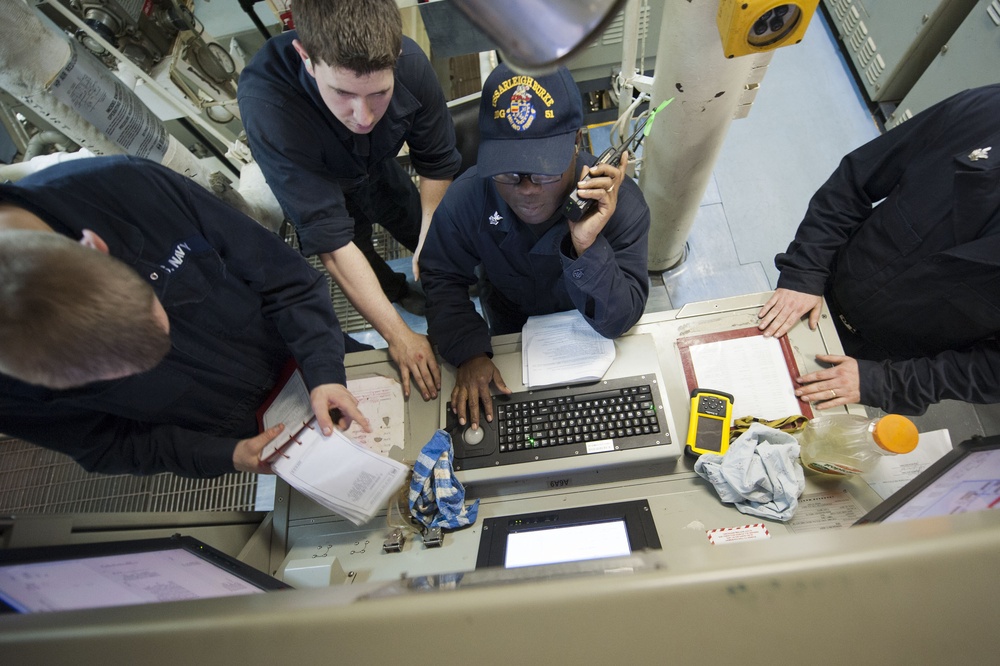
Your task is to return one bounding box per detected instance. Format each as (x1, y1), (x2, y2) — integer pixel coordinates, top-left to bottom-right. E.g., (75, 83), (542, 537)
(968, 147), (991, 161)
(489, 211), (503, 225)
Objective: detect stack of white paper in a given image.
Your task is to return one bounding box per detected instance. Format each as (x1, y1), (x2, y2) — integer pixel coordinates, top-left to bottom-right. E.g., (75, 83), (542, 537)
(269, 424), (408, 525)
(521, 310), (616, 388)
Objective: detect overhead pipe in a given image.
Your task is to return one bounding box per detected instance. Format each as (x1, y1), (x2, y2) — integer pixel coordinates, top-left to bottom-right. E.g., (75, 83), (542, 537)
(0, 1), (277, 226)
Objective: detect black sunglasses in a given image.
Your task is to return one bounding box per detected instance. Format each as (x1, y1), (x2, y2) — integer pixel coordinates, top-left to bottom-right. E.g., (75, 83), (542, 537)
(491, 172), (564, 186)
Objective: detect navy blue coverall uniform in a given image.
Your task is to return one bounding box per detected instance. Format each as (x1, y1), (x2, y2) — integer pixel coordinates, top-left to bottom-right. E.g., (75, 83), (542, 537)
(0, 157), (348, 477)
(419, 153), (650, 369)
(775, 84), (1000, 415)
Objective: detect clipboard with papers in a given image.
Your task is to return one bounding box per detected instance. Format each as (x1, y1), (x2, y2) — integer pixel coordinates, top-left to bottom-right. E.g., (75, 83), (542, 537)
(675, 327), (813, 422)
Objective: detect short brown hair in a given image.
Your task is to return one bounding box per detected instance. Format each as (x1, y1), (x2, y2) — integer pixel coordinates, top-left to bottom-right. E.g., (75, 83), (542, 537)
(0, 230), (171, 389)
(293, 0), (402, 74)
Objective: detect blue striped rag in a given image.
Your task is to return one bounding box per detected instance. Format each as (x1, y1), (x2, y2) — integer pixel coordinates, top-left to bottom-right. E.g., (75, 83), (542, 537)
(409, 430), (480, 530)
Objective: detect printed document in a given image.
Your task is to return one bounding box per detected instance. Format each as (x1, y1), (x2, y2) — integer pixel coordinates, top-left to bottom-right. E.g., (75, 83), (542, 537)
(270, 426), (408, 525)
(259, 370), (408, 525)
(521, 310), (615, 388)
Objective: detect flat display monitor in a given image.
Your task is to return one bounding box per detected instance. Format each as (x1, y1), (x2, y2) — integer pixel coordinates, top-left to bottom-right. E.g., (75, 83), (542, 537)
(476, 499), (660, 569)
(0, 534), (290, 614)
(857, 435), (1000, 524)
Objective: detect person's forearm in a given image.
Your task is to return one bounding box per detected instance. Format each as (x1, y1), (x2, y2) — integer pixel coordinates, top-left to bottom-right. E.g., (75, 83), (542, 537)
(320, 243), (412, 345)
(563, 234), (648, 339)
(7, 413), (238, 478)
(860, 344), (1000, 416)
(417, 177), (452, 247)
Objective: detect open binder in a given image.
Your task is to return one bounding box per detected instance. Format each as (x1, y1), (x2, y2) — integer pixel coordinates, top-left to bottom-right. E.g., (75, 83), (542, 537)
(257, 367), (408, 526)
(264, 418), (408, 525)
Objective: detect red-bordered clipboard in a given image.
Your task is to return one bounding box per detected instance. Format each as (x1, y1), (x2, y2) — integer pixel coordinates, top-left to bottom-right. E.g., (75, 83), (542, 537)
(675, 327), (813, 419)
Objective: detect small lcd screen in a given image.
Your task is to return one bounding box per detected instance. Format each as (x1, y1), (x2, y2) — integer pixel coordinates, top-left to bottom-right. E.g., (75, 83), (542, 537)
(476, 500), (660, 570)
(695, 417), (725, 453)
(0, 537), (288, 614)
(882, 448), (1000, 523)
(504, 520), (632, 569)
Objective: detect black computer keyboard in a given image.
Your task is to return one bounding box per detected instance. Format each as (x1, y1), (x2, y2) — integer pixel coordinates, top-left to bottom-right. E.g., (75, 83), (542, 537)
(495, 383), (660, 451)
(447, 375), (670, 471)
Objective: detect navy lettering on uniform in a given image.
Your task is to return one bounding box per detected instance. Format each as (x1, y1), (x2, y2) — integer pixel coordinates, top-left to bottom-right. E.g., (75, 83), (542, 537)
(157, 236), (212, 273)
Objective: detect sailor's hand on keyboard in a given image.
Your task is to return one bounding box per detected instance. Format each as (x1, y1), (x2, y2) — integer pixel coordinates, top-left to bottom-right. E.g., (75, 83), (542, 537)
(453, 354), (512, 429)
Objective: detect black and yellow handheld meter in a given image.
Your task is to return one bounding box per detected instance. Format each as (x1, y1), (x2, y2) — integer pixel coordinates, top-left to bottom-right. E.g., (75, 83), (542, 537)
(685, 388), (735, 458)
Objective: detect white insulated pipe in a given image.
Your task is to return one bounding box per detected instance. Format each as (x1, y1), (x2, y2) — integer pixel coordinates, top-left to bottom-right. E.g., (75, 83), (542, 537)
(639, 1), (762, 271)
(0, 1), (274, 224)
(0, 2), (124, 158)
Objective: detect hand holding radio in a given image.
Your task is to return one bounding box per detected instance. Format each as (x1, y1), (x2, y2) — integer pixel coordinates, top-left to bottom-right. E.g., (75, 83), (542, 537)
(560, 98), (673, 256)
(565, 151), (628, 257)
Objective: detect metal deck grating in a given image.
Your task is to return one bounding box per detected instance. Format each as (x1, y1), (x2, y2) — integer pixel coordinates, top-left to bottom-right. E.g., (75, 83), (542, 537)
(0, 437), (259, 514)
(281, 164), (418, 334)
(297, 224), (411, 334)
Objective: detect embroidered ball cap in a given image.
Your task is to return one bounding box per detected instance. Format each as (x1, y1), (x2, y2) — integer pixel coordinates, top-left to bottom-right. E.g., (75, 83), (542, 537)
(477, 63), (584, 178)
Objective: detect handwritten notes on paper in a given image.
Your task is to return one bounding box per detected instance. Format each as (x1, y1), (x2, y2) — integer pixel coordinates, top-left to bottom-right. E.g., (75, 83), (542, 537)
(262, 371), (404, 458)
(345, 375), (405, 456)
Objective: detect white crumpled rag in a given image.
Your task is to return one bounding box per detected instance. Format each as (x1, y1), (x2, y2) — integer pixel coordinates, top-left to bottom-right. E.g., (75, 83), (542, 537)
(693, 422), (805, 521)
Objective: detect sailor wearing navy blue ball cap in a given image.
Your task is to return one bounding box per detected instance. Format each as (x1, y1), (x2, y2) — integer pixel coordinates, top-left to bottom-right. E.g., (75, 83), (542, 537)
(419, 62), (652, 430)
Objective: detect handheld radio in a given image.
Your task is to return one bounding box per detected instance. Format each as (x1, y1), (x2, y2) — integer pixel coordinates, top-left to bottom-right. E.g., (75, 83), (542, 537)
(561, 120), (646, 222)
(561, 98), (673, 223)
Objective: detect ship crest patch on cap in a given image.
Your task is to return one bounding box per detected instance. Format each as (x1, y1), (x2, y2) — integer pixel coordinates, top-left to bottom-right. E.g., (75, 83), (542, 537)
(507, 84), (536, 131)
(491, 75), (556, 133)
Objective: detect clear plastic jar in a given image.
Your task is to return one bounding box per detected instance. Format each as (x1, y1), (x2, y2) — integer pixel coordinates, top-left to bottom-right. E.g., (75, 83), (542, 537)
(799, 413), (919, 476)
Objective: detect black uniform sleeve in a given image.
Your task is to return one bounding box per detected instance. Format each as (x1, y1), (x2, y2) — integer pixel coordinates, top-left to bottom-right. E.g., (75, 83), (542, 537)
(558, 177), (650, 338)
(0, 379), (237, 478)
(420, 177), (493, 367)
(859, 341), (1000, 416)
(397, 44), (462, 181)
(774, 94), (959, 295)
(238, 94), (357, 257)
(168, 166), (346, 390)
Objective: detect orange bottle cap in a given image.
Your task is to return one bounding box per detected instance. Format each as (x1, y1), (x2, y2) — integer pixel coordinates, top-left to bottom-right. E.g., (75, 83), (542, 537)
(873, 415), (919, 454)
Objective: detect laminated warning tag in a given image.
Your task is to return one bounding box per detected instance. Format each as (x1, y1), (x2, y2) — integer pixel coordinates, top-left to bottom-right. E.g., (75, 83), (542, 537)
(706, 523), (771, 545)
